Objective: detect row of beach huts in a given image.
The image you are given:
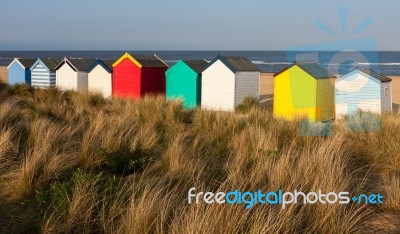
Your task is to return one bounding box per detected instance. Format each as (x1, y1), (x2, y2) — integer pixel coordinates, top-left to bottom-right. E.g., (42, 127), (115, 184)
(7, 52), (393, 123)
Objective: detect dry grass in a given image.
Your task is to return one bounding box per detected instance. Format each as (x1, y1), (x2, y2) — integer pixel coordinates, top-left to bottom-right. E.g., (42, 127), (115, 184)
(0, 82), (399, 233)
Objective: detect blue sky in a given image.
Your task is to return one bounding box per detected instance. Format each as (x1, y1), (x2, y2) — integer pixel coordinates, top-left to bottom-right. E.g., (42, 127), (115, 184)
(0, 0), (399, 50)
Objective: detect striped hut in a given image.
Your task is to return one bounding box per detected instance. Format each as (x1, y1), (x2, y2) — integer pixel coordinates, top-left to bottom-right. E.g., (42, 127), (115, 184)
(30, 58), (62, 88)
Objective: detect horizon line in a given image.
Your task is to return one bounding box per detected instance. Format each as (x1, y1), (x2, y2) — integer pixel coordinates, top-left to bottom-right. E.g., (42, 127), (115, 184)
(0, 49), (399, 52)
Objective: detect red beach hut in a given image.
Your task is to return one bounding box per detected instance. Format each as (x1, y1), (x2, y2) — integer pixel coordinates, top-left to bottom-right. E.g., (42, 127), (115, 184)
(112, 52), (168, 99)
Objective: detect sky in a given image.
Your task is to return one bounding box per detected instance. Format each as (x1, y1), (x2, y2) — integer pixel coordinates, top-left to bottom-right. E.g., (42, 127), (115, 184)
(0, 0), (399, 51)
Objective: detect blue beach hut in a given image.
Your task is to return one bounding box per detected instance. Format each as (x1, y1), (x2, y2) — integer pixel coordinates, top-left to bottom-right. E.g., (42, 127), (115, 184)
(7, 58), (36, 85)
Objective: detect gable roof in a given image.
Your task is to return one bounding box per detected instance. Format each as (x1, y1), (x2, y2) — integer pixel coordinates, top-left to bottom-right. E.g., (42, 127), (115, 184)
(359, 69), (392, 83)
(19, 59), (37, 69)
(7, 58), (37, 70)
(72, 58), (96, 71)
(112, 53), (141, 68)
(87, 59), (115, 73)
(112, 52), (168, 68)
(134, 54), (168, 67)
(31, 58), (63, 71)
(273, 63), (336, 79)
(183, 60), (209, 74)
(56, 58), (96, 72)
(206, 55), (259, 73)
(101, 60), (115, 71)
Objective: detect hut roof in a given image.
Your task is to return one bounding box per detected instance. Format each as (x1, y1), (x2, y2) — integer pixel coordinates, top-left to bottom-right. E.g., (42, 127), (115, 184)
(222, 56), (259, 72)
(100, 60), (115, 70)
(7, 58), (36, 69)
(274, 63), (336, 78)
(87, 59), (115, 73)
(39, 58), (63, 70)
(183, 60), (209, 74)
(18, 59), (37, 68)
(207, 55), (259, 73)
(132, 54), (168, 67)
(56, 58), (96, 72)
(113, 52), (168, 68)
(360, 69), (392, 83)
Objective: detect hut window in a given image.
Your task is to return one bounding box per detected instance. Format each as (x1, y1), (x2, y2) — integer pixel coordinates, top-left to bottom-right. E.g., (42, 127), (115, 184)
(384, 87), (389, 96)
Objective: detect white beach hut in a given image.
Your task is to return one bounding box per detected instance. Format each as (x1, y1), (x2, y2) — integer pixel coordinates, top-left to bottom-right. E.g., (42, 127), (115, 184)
(201, 55), (260, 111)
(336, 69), (392, 118)
(87, 59), (114, 98)
(55, 58), (95, 92)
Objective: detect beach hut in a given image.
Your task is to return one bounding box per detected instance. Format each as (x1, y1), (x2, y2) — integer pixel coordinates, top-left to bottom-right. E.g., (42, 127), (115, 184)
(273, 63), (336, 123)
(201, 55), (260, 111)
(30, 58), (62, 88)
(336, 69), (392, 118)
(87, 59), (114, 97)
(166, 60), (208, 109)
(112, 52), (168, 99)
(55, 58), (95, 92)
(7, 58), (36, 86)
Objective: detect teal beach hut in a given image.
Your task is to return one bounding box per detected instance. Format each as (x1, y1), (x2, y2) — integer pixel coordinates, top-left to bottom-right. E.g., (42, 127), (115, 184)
(166, 60), (208, 109)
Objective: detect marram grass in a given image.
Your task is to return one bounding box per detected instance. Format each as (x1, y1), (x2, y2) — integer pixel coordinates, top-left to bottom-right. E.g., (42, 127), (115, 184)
(0, 83), (399, 233)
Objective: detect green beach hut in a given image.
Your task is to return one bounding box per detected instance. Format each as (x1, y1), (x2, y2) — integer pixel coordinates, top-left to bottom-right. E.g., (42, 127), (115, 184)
(166, 60), (208, 109)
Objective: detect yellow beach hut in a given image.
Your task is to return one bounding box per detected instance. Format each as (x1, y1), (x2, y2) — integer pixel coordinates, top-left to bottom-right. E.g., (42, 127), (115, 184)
(273, 63), (336, 123)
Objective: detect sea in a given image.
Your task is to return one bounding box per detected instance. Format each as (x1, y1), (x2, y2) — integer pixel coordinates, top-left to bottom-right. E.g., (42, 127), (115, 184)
(1, 51), (400, 76)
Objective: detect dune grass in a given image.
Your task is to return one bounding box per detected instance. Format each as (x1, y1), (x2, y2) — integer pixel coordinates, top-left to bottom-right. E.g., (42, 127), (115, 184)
(0, 82), (399, 233)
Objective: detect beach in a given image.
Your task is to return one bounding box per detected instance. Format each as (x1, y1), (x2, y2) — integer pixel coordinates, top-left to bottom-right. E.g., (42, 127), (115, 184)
(259, 73), (274, 109)
(0, 66), (7, 83)
(389, 76), (400, 112)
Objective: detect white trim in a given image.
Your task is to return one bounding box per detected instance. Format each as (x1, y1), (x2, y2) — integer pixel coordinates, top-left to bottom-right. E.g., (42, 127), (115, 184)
(154, 54), (169, 67)
(31, 59), (50, 71)
(56, 58), (79, 72)
(7, 58), (25, 70)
